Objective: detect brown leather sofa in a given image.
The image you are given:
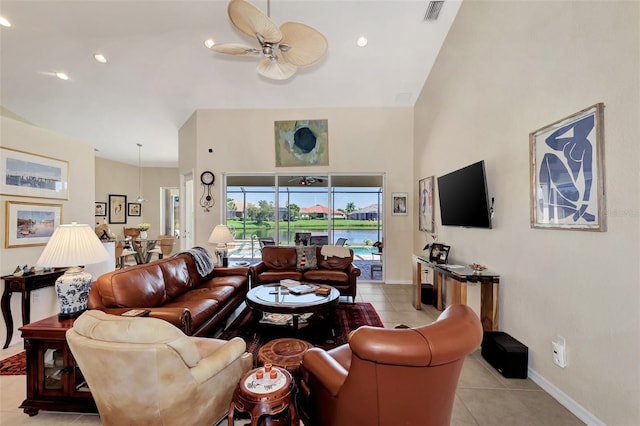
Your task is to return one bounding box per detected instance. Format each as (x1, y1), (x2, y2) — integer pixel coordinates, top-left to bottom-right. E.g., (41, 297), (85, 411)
(298, 304), (483, 426)
(88, 252), (248, 336)
(249, 246), (361, 299)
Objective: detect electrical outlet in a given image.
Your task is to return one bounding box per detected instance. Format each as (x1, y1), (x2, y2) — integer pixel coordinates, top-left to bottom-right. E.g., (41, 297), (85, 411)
(32, 291), (40, 302)
(552, 336), (566, 368)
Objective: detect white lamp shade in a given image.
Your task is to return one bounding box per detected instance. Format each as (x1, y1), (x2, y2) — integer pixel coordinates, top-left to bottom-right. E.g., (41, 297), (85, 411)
(208, 225), (234, 245)
(37, 223), (110, 267)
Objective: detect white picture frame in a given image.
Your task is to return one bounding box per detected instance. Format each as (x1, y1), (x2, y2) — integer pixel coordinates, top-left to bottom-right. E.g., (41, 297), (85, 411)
(392, 192), (408, 216)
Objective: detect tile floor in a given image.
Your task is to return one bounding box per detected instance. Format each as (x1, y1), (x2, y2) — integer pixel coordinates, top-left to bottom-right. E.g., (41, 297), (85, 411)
(0, 283), (584, 425)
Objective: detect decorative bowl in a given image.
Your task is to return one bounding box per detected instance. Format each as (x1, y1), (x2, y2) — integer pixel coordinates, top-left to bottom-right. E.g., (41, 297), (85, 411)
(468, 263), (487, 273)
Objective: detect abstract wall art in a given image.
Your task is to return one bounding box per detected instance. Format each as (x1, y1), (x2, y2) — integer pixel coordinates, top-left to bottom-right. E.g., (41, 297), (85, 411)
(275, 119), (329, 167)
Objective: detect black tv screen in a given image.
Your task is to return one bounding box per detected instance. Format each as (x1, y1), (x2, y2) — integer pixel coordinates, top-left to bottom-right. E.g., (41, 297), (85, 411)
(437, 160), (492, 229)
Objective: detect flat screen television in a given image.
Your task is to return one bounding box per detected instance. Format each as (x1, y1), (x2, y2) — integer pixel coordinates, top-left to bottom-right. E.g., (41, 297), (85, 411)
(437, 160), (492, 229)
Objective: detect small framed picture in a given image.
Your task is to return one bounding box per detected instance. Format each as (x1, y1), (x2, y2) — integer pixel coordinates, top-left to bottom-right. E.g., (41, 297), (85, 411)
(418, 177), (434, 232)
(5, 201), (63, 248)
(95, 202), (107, 216)
(392, 192), (408, 216)
(109, 194), (127, 224)
(128, 203), (141, 217)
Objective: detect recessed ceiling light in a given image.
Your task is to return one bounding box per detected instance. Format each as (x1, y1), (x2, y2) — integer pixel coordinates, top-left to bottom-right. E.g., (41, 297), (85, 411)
(94, 53), (107, 63)
(356, 36), (368, 47)
(204, 39), (215, 49)
(55, 72), (69, 81)
(0, 16), (11, 28)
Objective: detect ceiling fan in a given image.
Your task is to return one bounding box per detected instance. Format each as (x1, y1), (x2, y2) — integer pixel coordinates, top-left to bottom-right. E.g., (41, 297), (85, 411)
(286, 176), (325, 185)
(210, 0), (328, 80)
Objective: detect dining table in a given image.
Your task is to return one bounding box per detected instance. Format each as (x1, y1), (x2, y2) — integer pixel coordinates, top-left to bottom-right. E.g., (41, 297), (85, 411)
(132, 238), (159, 264)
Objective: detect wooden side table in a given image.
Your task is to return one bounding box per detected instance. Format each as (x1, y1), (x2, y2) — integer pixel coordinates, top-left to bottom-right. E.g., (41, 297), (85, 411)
(258, 338), (312, 375)
(228, 366), (298, 426)
(19, 314), (97, 416)
(1, 269), (66, 349)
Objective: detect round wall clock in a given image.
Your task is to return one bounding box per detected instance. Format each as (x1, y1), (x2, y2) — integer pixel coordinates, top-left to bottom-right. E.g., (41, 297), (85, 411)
(200, 171), (215, 212)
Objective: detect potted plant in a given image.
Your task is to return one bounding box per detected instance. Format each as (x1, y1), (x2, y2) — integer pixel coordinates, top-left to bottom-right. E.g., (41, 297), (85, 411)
(137, 223), (151, 239)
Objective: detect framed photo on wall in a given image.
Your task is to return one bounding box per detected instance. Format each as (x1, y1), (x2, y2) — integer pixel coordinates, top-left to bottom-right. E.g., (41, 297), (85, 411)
(529, 103), (605, 231)
(109, 194), (127, 224)
(392, 192), (408, 216)
(128, 203), (141, 217)
(419, 176), (434, 232)
(5, 201), (62, 248)
(95, 202), (107, 216)
(0, 147), (69, 200)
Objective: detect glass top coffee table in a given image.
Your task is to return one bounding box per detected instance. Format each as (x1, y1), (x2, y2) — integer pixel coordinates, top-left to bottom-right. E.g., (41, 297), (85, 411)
(246, 284), (340, 331)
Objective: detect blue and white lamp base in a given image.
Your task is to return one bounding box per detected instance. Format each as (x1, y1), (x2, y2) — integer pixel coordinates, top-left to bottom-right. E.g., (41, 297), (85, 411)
(55, 267), (93, 318)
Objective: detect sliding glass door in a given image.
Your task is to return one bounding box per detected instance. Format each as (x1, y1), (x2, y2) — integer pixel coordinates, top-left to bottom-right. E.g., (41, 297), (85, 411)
(225, 174), (384, 281)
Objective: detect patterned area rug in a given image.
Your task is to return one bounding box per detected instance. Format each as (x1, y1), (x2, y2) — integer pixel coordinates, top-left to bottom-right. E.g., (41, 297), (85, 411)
(218, 302), (384, 364)
(0, 351), (26, 375)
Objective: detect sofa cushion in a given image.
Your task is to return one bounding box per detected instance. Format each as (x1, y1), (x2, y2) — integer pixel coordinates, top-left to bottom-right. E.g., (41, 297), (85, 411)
(303, 269), (349, 286)
(160, 256), (199, 299)
(262, 246), (298, 270)
(296, 246), (318, 271)
(96, 264), (167, 308)
(256, 271), (304, 285)
(317, 249), (355, 270)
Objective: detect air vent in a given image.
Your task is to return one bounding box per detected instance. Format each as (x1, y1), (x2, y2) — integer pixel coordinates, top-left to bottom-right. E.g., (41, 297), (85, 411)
(424, 1), (444, 21)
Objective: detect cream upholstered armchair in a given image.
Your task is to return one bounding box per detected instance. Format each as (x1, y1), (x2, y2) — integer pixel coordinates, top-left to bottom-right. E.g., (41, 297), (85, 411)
(298, 304), (483, 426)
(66, 310), (252, 426)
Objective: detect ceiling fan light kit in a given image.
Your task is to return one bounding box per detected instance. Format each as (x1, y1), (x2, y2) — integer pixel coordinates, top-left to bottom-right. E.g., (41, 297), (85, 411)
(210, 0), (328, 80)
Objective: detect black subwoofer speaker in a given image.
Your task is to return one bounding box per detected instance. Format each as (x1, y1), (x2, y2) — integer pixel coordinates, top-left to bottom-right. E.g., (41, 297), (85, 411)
(481, 331), (528, 379)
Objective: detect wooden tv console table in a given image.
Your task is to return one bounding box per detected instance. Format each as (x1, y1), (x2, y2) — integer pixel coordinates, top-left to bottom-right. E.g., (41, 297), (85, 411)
(412, 255), (499, 331)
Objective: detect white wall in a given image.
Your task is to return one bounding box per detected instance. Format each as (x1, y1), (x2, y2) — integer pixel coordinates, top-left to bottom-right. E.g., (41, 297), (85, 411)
(179, 107), (415, 282)
(0, 115), (96, 347)
(414, 1), (639, 425)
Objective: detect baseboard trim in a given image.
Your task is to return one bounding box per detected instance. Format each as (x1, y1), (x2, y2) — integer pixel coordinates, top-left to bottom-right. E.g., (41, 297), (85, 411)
(384, 280), (412, 285)
(528, 368), (605, 426)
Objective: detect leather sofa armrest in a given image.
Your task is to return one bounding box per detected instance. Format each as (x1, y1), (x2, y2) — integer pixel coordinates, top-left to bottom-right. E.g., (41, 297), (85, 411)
(190, 337), (248, 384)
(211, 267), (249, 278)
(148, 308), (192, 334)
(302, 347), (348, 397)
(249, 262), (267, 287)
(347, 263), (361, 278)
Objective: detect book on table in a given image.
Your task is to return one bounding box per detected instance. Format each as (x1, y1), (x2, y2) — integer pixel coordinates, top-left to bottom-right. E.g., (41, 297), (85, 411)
(289, 284), (317, 295)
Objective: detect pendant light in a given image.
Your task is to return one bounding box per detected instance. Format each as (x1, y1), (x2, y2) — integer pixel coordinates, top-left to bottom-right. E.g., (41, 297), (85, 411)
(136, 143), (145, 202)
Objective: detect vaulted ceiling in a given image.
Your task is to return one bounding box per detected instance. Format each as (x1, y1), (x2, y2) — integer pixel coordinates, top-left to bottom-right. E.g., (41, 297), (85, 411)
(0, 0), (462, 167)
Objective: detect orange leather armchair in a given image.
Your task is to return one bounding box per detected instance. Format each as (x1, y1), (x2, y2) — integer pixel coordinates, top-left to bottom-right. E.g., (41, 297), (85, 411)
(298, 304), (483, 426)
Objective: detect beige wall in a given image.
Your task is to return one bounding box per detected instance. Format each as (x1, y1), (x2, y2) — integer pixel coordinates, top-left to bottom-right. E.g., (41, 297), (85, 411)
(414, 1), (639, 424)
(0, 115), (97, 347)
(95, 158), (179, 238)
(179, 107), (414, 282)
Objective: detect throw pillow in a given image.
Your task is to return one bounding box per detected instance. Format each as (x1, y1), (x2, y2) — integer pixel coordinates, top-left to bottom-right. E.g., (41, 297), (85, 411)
(296, 246), (318, 271)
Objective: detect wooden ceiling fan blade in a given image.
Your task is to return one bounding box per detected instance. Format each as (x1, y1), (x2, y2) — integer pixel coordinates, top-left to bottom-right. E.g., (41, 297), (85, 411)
(228, 0), (282, 44)
(210, 43), (260, 55)
(257, 57), (297, 80)
(279, 22), (328, 67)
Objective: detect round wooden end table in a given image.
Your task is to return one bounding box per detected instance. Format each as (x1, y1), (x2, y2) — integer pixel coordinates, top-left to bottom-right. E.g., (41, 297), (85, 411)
(258, 338), (313, 375)
(228, 365), (298, 426)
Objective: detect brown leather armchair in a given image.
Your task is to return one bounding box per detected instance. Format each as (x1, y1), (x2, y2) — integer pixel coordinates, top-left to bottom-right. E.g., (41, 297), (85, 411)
(298, 304), (483, 426)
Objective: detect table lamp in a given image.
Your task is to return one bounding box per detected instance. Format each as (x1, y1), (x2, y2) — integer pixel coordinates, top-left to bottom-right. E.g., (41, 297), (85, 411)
(208, 224), (234, 267)
(37, 222), (109, 318)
